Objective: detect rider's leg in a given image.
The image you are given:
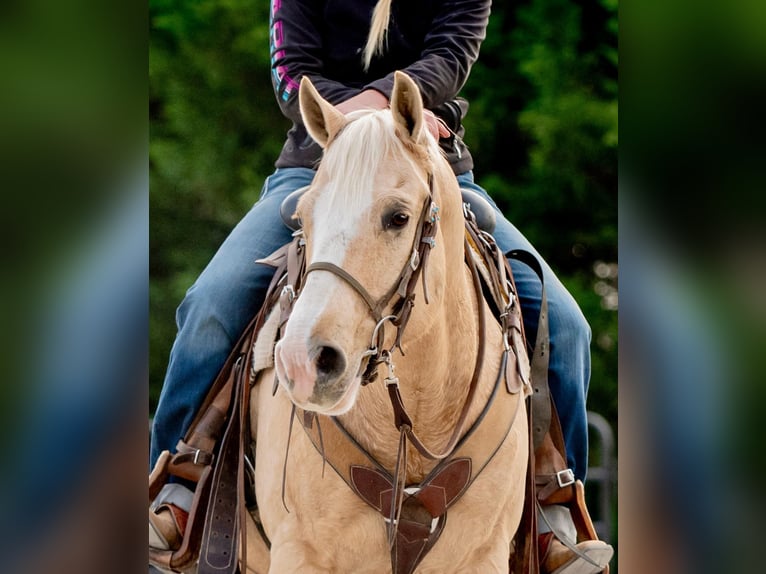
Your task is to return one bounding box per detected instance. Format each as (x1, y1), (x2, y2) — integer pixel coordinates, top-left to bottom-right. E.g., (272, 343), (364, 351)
(456, 172), (590, 479)
(150, 167), (315, 468)
(457, 172), (612, 574)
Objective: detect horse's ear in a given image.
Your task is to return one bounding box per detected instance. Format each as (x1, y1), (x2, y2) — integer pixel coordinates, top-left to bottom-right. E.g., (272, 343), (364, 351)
(299, 76), (347, 148)
(390, 71), (426, 144)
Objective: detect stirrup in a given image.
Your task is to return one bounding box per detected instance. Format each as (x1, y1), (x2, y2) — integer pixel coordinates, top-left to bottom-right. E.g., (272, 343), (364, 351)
(539, 533), (613, 574)
(538, 501), (613, 574)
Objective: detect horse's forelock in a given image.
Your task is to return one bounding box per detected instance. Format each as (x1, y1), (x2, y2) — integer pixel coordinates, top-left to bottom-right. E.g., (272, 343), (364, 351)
(320, 111), (437, 213)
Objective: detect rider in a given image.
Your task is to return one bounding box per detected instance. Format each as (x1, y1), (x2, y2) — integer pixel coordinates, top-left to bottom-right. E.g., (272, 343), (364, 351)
(150, 1), (613, 572)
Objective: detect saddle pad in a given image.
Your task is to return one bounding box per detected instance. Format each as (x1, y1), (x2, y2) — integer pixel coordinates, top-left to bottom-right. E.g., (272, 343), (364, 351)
(251, 306), (280, 373)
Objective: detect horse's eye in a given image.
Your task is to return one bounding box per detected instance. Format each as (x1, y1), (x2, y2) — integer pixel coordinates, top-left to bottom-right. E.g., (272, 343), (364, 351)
(387, 212), (410, 229)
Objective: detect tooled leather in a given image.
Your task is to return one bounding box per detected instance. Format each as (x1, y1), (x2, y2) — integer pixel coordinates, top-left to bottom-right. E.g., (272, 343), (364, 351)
(349, 458), (472, 521)
(350, 459), (470, 574)
(348, 465), (391, 512)
(392, 518), (445, 574)
(197, 360), (242, 574)
(415, 457), (472, 516)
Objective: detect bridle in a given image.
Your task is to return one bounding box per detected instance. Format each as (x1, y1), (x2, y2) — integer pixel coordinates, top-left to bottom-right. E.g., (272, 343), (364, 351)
(301, 170), (491, 464)
(303, 173), (440, 387)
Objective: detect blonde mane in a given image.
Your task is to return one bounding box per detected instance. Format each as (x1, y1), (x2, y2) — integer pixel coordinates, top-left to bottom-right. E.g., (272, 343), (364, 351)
(320, 109), (440, 213)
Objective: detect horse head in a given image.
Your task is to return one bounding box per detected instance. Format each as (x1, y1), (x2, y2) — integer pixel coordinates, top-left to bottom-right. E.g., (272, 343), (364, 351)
(273, 72), (464, 415)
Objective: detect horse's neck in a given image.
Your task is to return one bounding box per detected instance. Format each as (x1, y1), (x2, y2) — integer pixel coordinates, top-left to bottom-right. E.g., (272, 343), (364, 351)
(402, 261), (499, 420)
(404, 264), (482, 397)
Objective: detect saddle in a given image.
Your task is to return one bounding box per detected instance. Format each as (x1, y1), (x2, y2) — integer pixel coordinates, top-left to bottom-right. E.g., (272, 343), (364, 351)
(148, 192), (606, 574)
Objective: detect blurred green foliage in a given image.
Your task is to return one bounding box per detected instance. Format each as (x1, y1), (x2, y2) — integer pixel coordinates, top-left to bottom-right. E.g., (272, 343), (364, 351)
(149, 0), (617, 434)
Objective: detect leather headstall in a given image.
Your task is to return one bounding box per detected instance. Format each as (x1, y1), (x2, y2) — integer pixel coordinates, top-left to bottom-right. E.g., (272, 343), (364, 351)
(303, 173), (440, 387)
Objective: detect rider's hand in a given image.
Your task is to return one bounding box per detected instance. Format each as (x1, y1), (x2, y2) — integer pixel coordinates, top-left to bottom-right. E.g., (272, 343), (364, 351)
(336, 89), (389, 115)
(423, 109), (451, 141)
(336, 90), (451, 141)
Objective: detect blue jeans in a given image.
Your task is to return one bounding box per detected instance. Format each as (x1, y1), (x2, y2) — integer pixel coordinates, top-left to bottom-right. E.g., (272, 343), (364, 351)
(151, 168), (591, 480)
(457, 172), (591, 480)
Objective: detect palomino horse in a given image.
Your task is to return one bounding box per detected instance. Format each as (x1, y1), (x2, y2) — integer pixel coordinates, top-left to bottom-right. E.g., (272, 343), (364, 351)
(246, 72), (531, 573)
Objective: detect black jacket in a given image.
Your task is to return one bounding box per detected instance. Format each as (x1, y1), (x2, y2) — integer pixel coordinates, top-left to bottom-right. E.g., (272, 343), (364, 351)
(269, 0), (491, 173)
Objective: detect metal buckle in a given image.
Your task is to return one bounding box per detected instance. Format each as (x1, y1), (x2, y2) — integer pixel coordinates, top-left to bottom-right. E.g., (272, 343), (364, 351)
(556, 468), (576, 488)
(383, 352), (399, 388)
(409, 248), (420, 270)
(281, 284), (296, 304)
(193, 449), (202, 465)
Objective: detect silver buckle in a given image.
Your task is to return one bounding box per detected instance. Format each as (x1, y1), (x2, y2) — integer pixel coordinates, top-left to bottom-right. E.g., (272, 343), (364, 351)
(280, 284), (296, 304)
(556, 468), (575, 488)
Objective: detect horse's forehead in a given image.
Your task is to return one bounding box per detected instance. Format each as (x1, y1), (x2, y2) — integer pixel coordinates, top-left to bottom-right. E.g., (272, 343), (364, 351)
(307, 169), (421, 265)
(306, 180), (372, 265)
(312, 163), (412, 220)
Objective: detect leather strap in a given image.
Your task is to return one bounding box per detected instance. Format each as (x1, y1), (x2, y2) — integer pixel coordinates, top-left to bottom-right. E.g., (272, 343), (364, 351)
(511, 398), (540, 574)
(298, 349), (518, 490)
(382, 236), (489, 462)
(350, 458), (471, 574)
(195, 241), (298, 574)
(505, 250), (551, 455)
(197, 357), (243, 574)
(306, 261), (393, 321)
(506, 250), (608, 573)
(149, 237), (300, 574)
(504, 249), (556, 574)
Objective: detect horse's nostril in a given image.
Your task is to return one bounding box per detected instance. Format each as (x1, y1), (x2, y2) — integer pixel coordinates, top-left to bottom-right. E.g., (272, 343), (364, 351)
(315, 345), (345, 379)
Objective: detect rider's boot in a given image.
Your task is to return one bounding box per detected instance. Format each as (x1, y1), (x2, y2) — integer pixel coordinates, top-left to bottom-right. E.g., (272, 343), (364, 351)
(533, 414), (613, 574)
(538, 504), (613, 574)
(148, 483), (193, 551)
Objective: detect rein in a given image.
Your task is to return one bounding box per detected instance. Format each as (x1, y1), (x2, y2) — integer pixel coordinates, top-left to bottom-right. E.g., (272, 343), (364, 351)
(385, 236), (488, 460)
(302, 173), (489, 463)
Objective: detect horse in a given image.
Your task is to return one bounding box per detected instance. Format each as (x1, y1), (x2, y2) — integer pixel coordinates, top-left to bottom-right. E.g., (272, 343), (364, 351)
(245, 71), (531, 574)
